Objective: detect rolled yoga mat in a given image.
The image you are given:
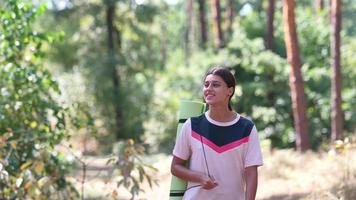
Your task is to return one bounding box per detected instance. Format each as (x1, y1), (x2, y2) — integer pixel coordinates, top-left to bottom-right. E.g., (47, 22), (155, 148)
(169, 100), (206, 200)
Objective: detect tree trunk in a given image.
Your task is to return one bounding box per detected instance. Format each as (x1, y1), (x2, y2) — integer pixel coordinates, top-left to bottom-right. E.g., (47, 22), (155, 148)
(283, 0), (310, 151)
(266, 0), (275, 50)
(330, 0), (343, 143)
(265, 0), (275, 106)
(210, 0), (224, 48)
(226, 0), (234, 40)
(106, 3), (122, 139)
(316, 0), (324, 11)
(185, 0), (194, 64)
(198, 0), (207, 48)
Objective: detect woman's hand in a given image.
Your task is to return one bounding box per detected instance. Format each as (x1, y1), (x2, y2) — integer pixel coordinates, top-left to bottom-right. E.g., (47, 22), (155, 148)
(199, 174), (218, 190)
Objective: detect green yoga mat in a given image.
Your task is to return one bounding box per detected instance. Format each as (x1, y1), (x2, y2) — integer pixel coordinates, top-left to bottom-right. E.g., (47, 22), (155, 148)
(169, 100), (206, 200)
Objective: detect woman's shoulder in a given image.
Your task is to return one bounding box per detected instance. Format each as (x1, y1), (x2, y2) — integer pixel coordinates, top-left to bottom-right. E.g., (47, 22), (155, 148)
(235, 113), (255, 127)
(190, 113), (206, 121)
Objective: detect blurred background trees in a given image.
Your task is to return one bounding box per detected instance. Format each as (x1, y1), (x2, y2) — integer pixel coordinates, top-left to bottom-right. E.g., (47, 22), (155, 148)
(1, 0), (356, 198)
(38, 0), (355, 152)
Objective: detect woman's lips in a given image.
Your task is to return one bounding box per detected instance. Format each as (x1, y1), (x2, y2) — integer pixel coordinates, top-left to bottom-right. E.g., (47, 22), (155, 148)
(205, 94), (215, 99)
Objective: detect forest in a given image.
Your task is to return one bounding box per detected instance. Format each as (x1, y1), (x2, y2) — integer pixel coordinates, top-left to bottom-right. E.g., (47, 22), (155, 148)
(0, 0), (355, 199)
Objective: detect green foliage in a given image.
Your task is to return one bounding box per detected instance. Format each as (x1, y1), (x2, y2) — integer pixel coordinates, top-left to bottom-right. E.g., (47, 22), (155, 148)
(343, 0), (356, 36)
(0, 0), (77, 199)
(4, 0), (355, 198)
(240, 12), (265, 39)
(341, 38), (356, 134)
(33, 0), (356, 156)
(41, 1), (164, 142)
(150, 1), (356, 150)
(227, 30), (293, 148)
(135, 4), (158, 23)
(108, 139), (158, 199)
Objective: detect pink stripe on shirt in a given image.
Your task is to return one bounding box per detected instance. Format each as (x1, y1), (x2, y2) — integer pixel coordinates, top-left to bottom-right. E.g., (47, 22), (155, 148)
(192, 131), (249, 153)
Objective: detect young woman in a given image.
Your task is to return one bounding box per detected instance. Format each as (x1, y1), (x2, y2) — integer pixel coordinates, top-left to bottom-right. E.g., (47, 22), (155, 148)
(171, 67), (263, 200)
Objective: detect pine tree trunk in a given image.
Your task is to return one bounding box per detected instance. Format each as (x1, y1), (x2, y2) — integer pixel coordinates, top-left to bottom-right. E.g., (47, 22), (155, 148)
(266, 0), (275, 50)
(265, 0), (275, 106)
(198, 0), (207, 48)
(210, 0), (224, 48)
(283, 0), (310, 151)
(316, 0), (324, 11)
(106, 3), (122, 139)
(226, 0), (234, 40)
(330, 0), (343, 143)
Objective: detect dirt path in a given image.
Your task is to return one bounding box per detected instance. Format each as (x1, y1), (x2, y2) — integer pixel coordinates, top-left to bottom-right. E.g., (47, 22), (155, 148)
(70, 149), (356, 200)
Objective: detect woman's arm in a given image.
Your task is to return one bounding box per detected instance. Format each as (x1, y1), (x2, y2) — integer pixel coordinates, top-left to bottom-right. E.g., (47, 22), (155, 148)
(171, 155), (218, 190)
(244, 166), (258, 200)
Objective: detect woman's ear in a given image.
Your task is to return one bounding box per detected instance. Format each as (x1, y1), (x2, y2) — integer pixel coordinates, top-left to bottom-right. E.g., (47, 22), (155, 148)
(228, 87), (234, 97)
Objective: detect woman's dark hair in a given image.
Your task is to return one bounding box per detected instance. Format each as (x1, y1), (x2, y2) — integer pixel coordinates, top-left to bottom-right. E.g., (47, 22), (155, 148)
(204, 66), (236, 111)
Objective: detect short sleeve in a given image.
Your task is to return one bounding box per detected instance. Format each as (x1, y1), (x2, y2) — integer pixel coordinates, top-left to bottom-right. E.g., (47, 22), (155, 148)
(172, 119), (192, 160)
(245, 125), (263, 168)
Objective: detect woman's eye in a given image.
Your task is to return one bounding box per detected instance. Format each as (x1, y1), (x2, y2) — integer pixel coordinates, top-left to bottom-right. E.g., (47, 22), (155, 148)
(204, 82), (221, 88)
(213, 83), (220, 87)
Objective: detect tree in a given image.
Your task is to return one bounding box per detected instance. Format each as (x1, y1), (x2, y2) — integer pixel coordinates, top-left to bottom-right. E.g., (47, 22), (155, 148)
(330, 0), (343, 143)
(198, 0), (208, 48)
(226, 0), (234, 40)
(265, 0), (276, 107)
(0, 1), (77, 198)
(210, 0), (224, 48)
(283, 0), (310, 151)
(266, 0), (275, 50)
(43, 0), (162, 141)
(316, 0), (325, 12)
(105, 1), (123, 139)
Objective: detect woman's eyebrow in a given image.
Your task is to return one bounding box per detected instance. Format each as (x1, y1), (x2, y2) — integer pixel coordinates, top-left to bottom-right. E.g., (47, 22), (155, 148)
(205, 80), (223, 84)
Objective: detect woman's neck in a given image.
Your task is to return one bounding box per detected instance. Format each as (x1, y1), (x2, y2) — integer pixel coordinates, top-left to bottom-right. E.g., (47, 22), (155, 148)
(207, 106), (235, 122)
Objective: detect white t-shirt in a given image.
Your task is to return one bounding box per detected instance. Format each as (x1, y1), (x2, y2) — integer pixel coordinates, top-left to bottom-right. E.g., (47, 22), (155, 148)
(173, 112), (263, 200)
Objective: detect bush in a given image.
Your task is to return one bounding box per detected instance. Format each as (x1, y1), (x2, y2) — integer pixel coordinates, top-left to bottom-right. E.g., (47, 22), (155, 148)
(0, 1), (78, 199)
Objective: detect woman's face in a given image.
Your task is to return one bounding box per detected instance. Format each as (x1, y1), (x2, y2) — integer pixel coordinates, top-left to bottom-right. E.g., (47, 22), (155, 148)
(203, 74), (233, 107)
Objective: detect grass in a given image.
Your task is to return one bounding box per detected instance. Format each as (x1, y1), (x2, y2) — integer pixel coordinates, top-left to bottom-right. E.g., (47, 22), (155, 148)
(258, 147), (356, 200)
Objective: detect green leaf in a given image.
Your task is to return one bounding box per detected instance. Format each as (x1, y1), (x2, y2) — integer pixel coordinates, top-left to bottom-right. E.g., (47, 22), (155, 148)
(20, 161), (32, 170)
